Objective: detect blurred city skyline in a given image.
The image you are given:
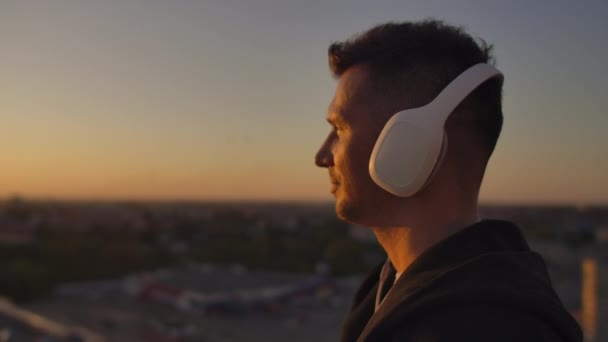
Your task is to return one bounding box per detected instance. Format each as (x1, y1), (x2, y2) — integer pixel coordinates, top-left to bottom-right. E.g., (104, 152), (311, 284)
(1, 0), (607, 206)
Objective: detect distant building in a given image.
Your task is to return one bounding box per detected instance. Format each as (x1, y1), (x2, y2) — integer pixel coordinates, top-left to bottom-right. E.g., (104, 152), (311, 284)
(0, 217), (35, 245)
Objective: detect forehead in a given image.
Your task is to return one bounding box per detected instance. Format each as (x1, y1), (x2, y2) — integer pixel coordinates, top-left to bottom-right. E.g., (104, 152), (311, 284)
(328, 65), (378, 123)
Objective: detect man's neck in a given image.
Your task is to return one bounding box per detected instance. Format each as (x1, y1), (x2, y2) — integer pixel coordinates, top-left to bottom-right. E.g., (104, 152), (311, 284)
(371, 207), (480, 275)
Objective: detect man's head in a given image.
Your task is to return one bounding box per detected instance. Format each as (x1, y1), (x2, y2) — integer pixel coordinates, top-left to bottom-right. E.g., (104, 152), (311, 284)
(315, 20), (503, 226)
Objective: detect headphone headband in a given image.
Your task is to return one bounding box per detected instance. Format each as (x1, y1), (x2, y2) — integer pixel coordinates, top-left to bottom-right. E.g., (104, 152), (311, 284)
(432, 63), (504, 124)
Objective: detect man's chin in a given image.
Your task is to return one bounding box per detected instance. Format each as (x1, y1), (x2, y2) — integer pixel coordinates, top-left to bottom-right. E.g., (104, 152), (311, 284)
(335, 195), (388, 226)
(335, 197), (363, 224)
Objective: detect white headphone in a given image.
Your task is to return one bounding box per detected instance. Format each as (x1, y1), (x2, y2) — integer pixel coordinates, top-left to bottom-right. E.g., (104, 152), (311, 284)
(369, 63), (503, 197)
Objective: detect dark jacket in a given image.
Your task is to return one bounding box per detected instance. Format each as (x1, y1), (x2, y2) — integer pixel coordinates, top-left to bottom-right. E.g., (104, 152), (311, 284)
(340, 220), (583, 342)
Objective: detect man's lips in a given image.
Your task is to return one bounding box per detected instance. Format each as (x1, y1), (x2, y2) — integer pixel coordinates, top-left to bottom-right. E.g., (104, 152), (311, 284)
(329, 171), (339, 194)
(330, 181), (339, 194)
(329, 183), (338, 194)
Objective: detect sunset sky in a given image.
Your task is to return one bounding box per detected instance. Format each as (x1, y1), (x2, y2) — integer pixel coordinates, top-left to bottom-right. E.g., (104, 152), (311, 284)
(1, 1), (607, 205)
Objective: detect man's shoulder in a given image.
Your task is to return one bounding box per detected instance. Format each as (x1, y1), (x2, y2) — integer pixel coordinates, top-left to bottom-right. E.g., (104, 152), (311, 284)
(388, 303), (566, 342)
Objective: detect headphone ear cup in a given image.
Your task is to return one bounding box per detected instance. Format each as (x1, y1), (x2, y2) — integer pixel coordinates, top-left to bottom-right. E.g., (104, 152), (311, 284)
(369, 118), (445, 197)
(419, 130), (448, 191)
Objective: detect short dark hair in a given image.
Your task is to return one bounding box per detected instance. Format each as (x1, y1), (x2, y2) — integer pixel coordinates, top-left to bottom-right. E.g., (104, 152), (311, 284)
(328, 19), (503, 160)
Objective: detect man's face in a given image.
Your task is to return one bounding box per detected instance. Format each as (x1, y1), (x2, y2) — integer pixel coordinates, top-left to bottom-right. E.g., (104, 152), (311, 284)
(315, 66), (394, 224)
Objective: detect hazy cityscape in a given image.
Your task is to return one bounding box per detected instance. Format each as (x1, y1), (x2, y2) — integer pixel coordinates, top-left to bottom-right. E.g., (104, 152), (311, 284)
(0, 197), (606, 341)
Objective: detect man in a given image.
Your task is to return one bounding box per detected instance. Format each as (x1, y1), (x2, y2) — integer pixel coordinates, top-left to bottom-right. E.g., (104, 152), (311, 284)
(315, 20), (582, 341)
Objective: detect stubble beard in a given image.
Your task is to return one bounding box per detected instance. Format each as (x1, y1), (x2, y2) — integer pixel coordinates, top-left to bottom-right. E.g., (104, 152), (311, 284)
(335, 191), (373, 225)
(334, 184), (393, 227)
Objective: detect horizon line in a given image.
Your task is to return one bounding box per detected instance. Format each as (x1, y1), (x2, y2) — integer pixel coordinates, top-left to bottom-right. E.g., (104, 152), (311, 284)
(1, 195), (606, 208)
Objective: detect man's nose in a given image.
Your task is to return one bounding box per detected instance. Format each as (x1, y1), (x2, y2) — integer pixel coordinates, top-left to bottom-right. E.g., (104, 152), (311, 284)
(315, 137), (334, 168)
